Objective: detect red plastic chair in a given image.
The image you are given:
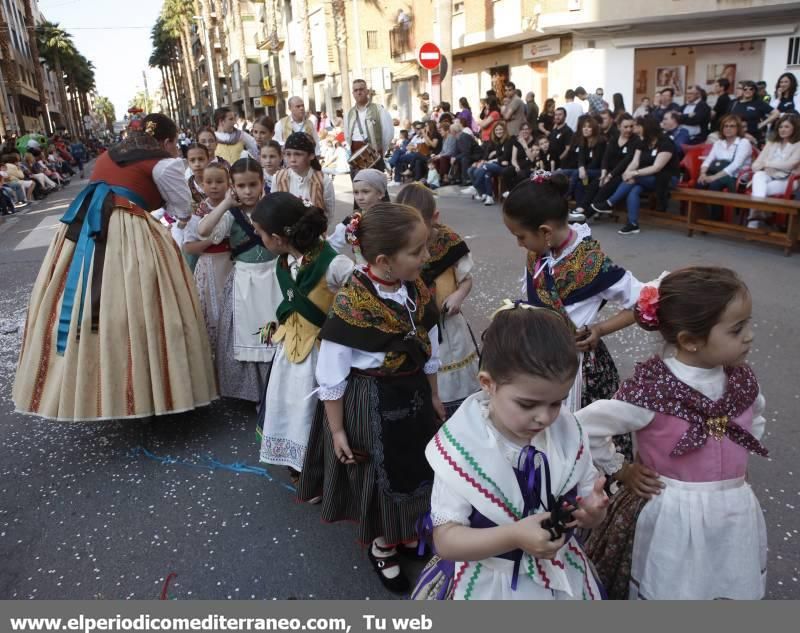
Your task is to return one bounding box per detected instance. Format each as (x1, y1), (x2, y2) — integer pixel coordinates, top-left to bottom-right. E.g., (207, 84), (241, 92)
(678, 144), (711, 189)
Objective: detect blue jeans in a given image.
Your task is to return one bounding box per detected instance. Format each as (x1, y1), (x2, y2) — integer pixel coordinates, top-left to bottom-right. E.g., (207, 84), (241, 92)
(607, 175), (659, 225)
(472, 162), (505, 196)
(573, 169), (602, 208)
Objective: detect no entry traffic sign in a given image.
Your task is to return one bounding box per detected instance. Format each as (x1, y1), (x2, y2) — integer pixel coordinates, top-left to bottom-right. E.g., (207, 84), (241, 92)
(418, 42), (442, 70)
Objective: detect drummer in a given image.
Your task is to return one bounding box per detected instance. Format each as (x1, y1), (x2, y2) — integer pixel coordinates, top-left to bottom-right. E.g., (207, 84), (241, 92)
(345, 78), (394, 186)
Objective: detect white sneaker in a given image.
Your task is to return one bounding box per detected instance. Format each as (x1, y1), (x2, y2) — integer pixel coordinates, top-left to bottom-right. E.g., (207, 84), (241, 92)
(473, 193), (484, 201)
(568, 211), (586, 223)
(461, 186), (477, 195)
(501, 191), (510, 199)
(747, 220), (763, 229)
(483, 195), (495, 205)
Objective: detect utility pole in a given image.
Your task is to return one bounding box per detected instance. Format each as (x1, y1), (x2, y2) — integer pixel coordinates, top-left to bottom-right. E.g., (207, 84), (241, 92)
(142, 70), (151, 113)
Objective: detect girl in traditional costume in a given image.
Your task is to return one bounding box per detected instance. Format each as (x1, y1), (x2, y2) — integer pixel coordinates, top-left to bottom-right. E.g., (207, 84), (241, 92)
(214, 107), (259, 164)
(297, 203), (446, 593)
(578, 267), (768, 600)
(327, 168), (386, 261)
(186, 143), (210, 211)
(502, 173), (643, 458)
(396, 183), (479, 417)
(183, 163), (234, 348)
(253, 193), (354, 485)
(251, 116), (276, 151)
(273, 132), (336, 218)
(421, 303), (608, 600)
(198, 157), (280, 402)
(13, 113), (217, 421)
(259, 140), (282, 195)
(197, 127), (231, 170)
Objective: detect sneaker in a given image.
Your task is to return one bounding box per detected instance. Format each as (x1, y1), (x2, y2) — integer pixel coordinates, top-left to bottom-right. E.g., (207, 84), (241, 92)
(460, 186), (477, 195)
(746, 220), (764, 230)
(591, 201), (613, 215)
(472, 193), (484, 201)
(483, 195), (495, 205)
(618, 223), (640, 235)
(501, 190), (510, 199)
(568, 211), (586, 223)
(14, 201), (29, 208)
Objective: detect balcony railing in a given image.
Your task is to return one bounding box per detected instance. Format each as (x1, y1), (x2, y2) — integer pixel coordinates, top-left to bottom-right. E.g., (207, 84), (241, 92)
(390, 24), (413, 59)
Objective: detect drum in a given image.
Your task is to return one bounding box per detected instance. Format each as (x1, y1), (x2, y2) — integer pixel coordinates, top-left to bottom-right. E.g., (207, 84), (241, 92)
(348, 144), (381, 171)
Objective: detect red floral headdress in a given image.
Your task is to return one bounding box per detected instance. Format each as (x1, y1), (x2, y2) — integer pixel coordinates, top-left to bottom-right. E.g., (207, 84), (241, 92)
(345, 212), (362, 247)
(635, 285), (660, 331)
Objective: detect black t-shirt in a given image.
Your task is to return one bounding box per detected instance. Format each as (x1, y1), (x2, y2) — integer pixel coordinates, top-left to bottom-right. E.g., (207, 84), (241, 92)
(548, 125), (573, 167)
(774, 95), (798, 114)
(579, 140), (606, 170)
(513, 138), (538, 171)
(559, 141), (583, 169)
(603, 136), (642, 177)
(638, 135), (678, 174)
(729, 99), (773, 135)
(538, 112), (554, 132)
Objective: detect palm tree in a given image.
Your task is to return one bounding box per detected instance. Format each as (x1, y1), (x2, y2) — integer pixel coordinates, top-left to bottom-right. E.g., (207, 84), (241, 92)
(37, 21), (78, 135)
(298, 0), (316, 112)
(94, 96), (116, 133)
(23, 0), (50, 134)
(163, 0), (200, 124)
(0, 7), (25, 133)
(150, 16), (182, 121)
(331, 0), (350, 114)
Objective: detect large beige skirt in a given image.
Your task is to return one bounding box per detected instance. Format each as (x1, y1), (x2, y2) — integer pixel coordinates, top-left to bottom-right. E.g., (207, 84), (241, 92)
(13, 207), (218, 421)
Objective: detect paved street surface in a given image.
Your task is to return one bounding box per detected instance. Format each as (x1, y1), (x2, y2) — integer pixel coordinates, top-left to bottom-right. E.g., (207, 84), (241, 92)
(1, 174), (798, 599)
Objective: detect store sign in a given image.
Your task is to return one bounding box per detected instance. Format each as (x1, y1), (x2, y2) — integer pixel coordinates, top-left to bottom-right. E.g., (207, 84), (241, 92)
(522, 38), (561, 61)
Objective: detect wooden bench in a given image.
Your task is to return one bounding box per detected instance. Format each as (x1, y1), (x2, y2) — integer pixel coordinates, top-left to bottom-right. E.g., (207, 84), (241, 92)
(616, 189), (800, 256)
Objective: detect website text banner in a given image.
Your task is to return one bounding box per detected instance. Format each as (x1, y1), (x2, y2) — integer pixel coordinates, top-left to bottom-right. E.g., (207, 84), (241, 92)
(2, 601), (798, 633)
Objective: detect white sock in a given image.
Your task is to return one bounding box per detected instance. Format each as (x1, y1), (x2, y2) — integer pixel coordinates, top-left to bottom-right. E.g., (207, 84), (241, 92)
(371, 538), (400, 579)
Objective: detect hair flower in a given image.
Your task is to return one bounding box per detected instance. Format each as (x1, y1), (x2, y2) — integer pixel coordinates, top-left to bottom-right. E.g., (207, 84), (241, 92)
(345, 212), (362, 247)
(531, 170), (551, 184)
(636, 285), (660, 328)
(145, 120), (157, 137)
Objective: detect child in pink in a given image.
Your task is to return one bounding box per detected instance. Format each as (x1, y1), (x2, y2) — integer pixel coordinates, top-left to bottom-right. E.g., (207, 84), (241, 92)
(577, 267), (768, 600)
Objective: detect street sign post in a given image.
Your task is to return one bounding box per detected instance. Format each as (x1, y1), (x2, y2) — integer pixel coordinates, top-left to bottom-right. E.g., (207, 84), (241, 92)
(418, 42), (442, 96)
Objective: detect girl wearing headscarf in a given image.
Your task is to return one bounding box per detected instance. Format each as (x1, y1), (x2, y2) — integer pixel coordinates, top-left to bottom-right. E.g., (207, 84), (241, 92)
(327, 168), (386, 262)
(272, 132), (336, 218)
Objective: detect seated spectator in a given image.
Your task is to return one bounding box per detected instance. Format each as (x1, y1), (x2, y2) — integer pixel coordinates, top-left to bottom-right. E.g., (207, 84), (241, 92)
(592, 116), (678, 235)
(537, 135), (556, 172)
(466, 120), (514, 205)
(599, 110), (619, 140)
(453, 123), (481, 186)
(388, 129), (411, 179)
(632, 97), (652, 119)
(548, 107), (573, 168)
(1, 153), (34, 203)
(696, 114), (752, 219)
(477, 96), (501, 142)
(538, 98), (556, 135)
(747, 113), (800, 228)
(730, 81), (777, 144)
(585, 114), (640, 220)
(563, 116), (607, 221)
(652, 88), (681, 123)
(661, 111), (690, 159)
(710, 78), (732, 132)
(510, 123), (538, 187)
(431, 120), (455, 184)
(679, 85), (711, 144)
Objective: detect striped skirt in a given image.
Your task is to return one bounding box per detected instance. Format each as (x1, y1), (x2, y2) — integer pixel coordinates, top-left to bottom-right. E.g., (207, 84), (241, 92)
(298, 371), (436, 546)
(13, 208), (217, 421)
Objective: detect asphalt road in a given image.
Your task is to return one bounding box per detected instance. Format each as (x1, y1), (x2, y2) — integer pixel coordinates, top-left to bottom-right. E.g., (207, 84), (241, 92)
(0, 173), (798, 599)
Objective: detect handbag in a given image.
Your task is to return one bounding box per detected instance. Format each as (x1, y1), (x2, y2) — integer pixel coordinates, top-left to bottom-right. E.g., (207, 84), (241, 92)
(706, 159), (731, 176)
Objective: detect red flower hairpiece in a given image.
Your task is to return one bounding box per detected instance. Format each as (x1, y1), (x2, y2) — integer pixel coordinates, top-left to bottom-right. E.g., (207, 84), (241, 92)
(531, 170), (552, 184)
(636, 285), (660, 329)
(345, 212), (362, 247)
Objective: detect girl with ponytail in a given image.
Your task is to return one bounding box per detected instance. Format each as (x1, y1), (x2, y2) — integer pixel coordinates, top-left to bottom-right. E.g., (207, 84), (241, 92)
(252, 193), (354, 486)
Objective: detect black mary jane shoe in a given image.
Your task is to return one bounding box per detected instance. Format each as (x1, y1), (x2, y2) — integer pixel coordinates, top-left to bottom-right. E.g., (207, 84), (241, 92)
(367, 546), (410, 594)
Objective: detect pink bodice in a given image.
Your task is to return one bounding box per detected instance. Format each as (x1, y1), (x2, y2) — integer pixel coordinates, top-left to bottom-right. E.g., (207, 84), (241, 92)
(636, 406), (754, 482)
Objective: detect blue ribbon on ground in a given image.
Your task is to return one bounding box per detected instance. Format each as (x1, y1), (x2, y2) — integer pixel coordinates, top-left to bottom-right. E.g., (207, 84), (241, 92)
(56, 181), (148, 355)
(129, 447), (297, 493)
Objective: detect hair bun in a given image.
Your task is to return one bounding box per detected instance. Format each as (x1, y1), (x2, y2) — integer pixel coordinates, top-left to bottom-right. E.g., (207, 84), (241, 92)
(547, 172), (570, 197)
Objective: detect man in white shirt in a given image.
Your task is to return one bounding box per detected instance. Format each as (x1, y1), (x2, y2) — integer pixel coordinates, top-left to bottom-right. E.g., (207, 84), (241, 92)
(274, 96), (321, 155)
(345, 78), (394, 181)
(562, 89), (584, 132)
